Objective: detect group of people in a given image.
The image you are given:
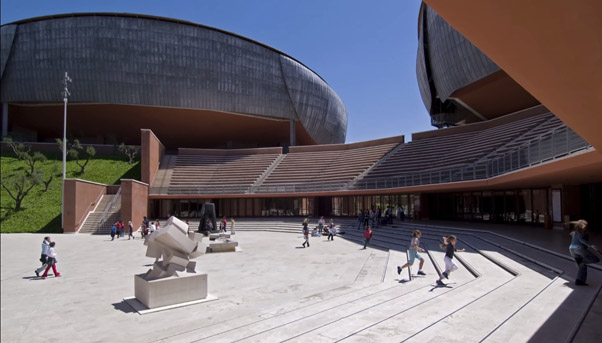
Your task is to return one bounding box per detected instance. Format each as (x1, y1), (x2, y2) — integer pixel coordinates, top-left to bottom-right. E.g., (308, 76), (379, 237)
(219, 217), (236, 234)
(357, 206), (406, 230)
(34, 236), (60, 279)
(301, 217), (338, 247)
(32, 216), (600, 287)
(110, 220), (135, 240)
(393, 220), (601, 288)
(137, 216), (165, 238)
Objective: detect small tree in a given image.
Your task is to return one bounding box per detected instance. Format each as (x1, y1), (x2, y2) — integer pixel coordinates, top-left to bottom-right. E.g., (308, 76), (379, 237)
(57, 138), (96, 174)
(1, 170), (43, 211)
(118, 143), (139, 164)
(2, 137), (46, 174)
(42, 164), (59, 192)
(3, 136), (30, 158)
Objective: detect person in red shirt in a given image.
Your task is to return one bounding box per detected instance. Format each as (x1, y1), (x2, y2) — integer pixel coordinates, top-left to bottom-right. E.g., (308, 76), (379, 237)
(221, 217), (228, 233)
(363, 226), (373, 249)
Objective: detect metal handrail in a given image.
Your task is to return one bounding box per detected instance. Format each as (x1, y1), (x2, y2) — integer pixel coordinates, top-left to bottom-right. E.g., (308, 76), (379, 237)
(354, 126), (590, 190)
(97, 187), (121, 229)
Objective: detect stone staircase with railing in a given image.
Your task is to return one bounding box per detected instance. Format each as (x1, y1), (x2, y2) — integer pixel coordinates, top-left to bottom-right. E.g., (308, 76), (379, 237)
(78, 193), (121, 235)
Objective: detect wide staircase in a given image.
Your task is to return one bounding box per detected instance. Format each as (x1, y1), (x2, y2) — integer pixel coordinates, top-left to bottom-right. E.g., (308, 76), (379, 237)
(78, 193), (121, 235)
(165, 149), (281, 195)
(257, 139), (400, 192)
(361, 110), (553, 181)
(166, 217), (600, 342)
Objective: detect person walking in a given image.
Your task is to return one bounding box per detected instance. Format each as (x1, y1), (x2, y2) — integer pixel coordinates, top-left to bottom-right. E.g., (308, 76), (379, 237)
(364, 209), (370, 228)
(301, 220), (310, 248)
(35, 236), (51, 277)
(387, 206), (393, 224)
(397, 230), (426, 276)
(41, 242), (61, 279)
(363, 226), (373, 249)
(221, 217), (228, 233)
(128, 220), (135, 239)
(327, 219), (336, 241)
(318, 216), (326, 234)
(119, 220), (125, 238)
(110, 224), (117, 241)
(357, 210), (364, 230)
(140, 221), (147, 238)
(569, 220), (600, 286)
(437, 235), (465, 286)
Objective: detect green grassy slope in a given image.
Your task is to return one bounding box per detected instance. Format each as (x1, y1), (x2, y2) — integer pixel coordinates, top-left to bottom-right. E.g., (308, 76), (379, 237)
(1, 152), (140, 233)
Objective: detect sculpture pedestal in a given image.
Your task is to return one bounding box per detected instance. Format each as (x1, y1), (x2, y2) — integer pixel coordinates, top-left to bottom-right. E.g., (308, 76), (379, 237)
(134, 272), (208, 309)
(209, 241), (239, 252)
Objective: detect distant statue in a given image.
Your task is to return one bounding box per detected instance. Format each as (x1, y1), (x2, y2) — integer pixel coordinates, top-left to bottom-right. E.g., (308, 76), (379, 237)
(197, 203), (217, 235)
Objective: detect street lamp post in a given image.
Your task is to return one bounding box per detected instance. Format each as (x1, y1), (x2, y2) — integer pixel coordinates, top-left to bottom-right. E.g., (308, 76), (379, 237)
(61, 72), (72, 229)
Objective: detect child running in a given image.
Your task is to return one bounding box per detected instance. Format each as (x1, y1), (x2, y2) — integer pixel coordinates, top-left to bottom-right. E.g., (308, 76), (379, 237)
(327, 219), (336, 241)
(397, 230), (426, 276)
(362, 226), (373, 249)
(301, 219), (310, 248)
(437, 235), (465, 286)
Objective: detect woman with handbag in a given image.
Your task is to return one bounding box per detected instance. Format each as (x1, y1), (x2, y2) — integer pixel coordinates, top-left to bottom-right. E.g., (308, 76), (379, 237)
(569, 220), (600, 286)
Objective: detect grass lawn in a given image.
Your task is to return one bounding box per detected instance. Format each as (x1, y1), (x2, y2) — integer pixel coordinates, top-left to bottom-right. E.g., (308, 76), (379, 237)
(1, 152), (140, 233)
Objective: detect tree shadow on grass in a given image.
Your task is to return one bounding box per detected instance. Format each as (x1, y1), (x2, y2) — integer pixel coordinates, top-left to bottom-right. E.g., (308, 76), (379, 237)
(1, 206), (16, 219)
(37, 214), (63, 233)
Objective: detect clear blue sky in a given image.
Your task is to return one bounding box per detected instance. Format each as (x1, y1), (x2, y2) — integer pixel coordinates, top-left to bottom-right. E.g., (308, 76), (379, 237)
(1, 0), (432, 143)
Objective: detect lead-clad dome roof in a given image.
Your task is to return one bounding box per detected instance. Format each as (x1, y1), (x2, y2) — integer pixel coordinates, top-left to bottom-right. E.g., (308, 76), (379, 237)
(0, 13), (347, 144)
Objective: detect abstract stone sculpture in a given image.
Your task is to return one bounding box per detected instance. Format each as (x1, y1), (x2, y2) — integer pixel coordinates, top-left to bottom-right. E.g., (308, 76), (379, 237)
(134, 216), (210, 309)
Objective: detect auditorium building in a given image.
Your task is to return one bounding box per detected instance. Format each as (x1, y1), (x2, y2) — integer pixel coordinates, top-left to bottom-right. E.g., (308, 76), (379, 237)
(1, 5), (601, 233)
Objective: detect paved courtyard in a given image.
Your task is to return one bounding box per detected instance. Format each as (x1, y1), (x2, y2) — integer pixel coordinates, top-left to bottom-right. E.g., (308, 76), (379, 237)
(1, 221), (601, 342)
(1, 231), (378, 342)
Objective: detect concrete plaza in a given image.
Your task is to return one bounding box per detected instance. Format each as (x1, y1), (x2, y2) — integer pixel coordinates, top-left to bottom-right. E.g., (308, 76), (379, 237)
(1, 220), (601, 342)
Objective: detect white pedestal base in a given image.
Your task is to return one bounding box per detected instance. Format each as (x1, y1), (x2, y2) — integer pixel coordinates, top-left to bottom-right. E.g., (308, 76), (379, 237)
(134, 272), (209, 309)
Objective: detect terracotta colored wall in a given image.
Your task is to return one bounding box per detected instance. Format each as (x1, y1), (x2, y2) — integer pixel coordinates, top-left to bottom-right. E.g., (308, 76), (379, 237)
(120, 179), (149, 229)
(179, 146), (282, 155)
(141, 129), (164, 185)
(289, 135), (404, 153)
(63, 179), (107, 233)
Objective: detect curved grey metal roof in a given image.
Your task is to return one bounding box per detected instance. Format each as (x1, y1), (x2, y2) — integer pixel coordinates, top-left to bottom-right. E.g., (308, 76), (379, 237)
(416, 4), (499, 121)
(0, 13), (347, 144)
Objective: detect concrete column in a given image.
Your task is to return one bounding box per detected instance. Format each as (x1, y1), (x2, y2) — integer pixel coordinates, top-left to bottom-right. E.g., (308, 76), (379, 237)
(1, 103), (7, 137)
(289, 120), (295, 146)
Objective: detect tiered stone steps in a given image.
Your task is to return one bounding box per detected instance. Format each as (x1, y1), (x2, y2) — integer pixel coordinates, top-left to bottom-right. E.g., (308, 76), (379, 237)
(158, 218), (600, 342)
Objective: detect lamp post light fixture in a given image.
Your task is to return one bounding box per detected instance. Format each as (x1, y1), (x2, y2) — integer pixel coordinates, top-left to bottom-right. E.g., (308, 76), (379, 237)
(61, 72), (72, 229)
